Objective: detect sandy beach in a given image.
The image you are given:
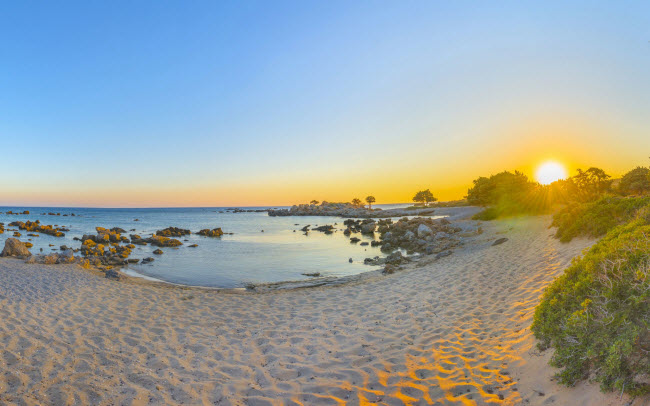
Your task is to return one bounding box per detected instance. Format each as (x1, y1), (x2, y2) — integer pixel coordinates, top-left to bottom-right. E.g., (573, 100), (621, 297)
(0, 215), (642, 405)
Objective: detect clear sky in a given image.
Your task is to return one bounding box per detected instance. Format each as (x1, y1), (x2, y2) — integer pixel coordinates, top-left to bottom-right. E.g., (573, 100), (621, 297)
(1, 1), (649, 207)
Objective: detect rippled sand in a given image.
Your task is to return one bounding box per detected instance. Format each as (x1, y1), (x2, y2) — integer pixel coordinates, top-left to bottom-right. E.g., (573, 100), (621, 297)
(0, 215), (641, 405)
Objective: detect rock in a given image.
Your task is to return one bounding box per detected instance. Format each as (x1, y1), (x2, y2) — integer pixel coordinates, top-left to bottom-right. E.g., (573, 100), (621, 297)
(105, 269), (120, 280)
(350, 237), (361, 243)
(302, 272), (320, 277)
(403, 231), (415, 241)
(361, 222), (376, 234)
(188, 244), (198, 248)
(156, 227), (190, 237)
(127, 258), (140, 264)
(370, 240), (382, 247)
(492, 238), (509, 246)
(382, 264), (397, 274)
(142, 257), (154, 264)
(196, 228), (224, 237)
(417, 224), (433, 238)
(435, 250), (453, 259)
(153, 249), (163, 255)
(312, 225), (334, 234)
(57, 249), (75, 263)
(147, 235), (182, 247)
(360, 242), (369, 246)
(348, 257), (353, 263)
(385, 251), (408, 265)
(364, 256), (384, 266)
(1, 238), (30, 257)
(435, 232), (451, 239)
(383, 231), (393, 241)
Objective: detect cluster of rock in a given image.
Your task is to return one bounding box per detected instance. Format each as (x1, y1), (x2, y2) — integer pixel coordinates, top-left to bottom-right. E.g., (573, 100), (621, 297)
(375, 217), (463, 255)
(8, 220), (68, 237)
(3, 210), (30, 215)
(132, 234), (183, 247)
(80, 227), (136, 266)
(268, 202), (436, 218)
(156, 227), (190, 237)
(197, 228), (224, 237)
(343, 219), (380, 235)
(0, 222), (230, 280)
(224, 208), (269, 213)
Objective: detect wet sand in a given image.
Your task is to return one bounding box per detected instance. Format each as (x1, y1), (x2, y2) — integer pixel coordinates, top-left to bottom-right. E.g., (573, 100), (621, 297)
(0, 215), (642, 405)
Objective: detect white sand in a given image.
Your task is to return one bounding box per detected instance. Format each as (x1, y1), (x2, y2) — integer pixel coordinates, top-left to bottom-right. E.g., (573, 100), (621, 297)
(0, 215), (644, 405)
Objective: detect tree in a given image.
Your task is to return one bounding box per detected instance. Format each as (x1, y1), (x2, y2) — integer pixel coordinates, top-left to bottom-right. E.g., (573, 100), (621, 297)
(310, 200), (319, 205)
(619, 167), (650, 196)
(412, 189), (438, 206)
(365, 195), (376, 209)
(573, 167), (612, 200)
(466, 171), (533, 206)
(351, 198), (362, 208)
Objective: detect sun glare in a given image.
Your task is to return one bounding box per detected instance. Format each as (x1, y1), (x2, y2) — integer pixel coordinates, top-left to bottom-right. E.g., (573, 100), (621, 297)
(535, 161), (567, 185)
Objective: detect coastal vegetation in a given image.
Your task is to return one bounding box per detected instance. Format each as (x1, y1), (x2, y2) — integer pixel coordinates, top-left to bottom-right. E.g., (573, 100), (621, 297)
(530, 164), (650, 396)
(468, 167), (620, 220)
(365, 195), (376, 209)
(533, 215), (650, 395)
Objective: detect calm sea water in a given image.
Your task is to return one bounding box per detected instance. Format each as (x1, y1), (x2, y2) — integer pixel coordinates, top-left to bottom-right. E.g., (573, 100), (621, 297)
(0, 204), (438, 288)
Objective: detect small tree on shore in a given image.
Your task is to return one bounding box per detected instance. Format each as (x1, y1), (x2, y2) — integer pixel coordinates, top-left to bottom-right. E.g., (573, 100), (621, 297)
(365, 195), (376, 209)
(351, 198), (362, 208)
(310, 200), (319, 205)
(412, 189), (437, 206)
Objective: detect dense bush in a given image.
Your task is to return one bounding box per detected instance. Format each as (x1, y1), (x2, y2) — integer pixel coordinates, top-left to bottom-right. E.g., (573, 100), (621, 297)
(552, 195), (650, 242)
(619, 167), (650, 196)
(532, 218), (650, 395)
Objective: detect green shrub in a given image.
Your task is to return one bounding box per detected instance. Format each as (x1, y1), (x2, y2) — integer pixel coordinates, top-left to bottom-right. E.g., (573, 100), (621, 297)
(532, 219), (650, 395)
(619, 167), (650, 196)
(552, 195), (650, 242)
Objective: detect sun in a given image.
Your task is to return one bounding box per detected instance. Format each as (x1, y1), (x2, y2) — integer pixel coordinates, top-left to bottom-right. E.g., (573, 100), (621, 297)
(535, 161), (568, 185)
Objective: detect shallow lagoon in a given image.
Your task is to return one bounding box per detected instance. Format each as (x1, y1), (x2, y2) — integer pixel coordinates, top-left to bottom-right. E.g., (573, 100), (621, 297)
(0, 204), (441, 288)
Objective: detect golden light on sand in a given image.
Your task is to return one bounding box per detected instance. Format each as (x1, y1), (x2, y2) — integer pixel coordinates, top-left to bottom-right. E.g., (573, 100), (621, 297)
(535, 161), (568, 185)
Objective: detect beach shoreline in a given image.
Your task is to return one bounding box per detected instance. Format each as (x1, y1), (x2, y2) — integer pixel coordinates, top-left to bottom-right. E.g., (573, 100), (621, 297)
(0, 214), (643, 405)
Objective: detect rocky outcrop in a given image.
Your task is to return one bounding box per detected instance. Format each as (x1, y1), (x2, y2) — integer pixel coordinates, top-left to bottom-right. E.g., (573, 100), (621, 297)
(377, 217), (462, 255)
(1, 238), (31, 257)
(268, 202), (436, 218)
(8, 220), (66, 237)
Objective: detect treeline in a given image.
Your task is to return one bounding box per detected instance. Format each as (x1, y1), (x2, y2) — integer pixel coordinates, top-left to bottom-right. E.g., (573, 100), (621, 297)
(468, 166), (650, 220)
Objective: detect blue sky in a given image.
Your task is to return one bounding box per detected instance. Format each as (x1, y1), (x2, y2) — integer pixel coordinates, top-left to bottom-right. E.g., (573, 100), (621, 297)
(1, 1), (649, 206)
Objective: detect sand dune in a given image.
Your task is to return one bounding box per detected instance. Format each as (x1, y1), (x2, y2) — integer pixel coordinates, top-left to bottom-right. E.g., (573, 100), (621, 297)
(0, 215), (642, 405)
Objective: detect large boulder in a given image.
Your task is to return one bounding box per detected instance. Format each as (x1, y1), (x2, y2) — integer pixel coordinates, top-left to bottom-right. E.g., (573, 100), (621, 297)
(1, 238), (31, 257)
(417, 224), (433, 238)
(361, 222), (376, 234)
